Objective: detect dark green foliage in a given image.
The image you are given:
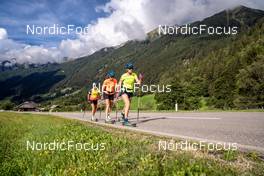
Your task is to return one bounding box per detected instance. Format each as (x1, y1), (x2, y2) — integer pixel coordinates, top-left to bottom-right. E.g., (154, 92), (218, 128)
(156, 20), (264, 110)
(0, 70), (65, 103)
(0, 100), (15, 110)
(234, 59), (264, 108)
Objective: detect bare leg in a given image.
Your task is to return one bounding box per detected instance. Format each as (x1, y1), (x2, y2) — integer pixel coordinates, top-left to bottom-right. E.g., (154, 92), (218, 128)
(91, 103), (95, 116)
(91, 103), (97, 115)
(94, 104), (97, 116)
(122, 94), (131, 118)
(105, 99), (110, 118)
(109, 100), (113, 115)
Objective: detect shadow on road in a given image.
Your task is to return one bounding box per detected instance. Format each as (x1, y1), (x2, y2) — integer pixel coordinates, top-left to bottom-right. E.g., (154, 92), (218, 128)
(130, 117), (167, 124)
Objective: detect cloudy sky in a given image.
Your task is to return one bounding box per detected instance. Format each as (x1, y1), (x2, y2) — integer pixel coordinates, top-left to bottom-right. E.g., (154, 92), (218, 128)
(0, 0), (264, 65)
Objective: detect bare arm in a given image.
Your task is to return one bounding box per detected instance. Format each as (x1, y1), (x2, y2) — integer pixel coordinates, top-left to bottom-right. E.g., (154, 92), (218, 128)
(102, 80), (107, 94)
(87, 92), (91, 101)
(135, 75), (141, 85)
(118, 79), (123, 92)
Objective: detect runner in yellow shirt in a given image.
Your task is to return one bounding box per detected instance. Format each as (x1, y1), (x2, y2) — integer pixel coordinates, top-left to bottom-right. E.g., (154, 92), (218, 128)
(87, 83), (101, 121)
(118, 63), (141, 125)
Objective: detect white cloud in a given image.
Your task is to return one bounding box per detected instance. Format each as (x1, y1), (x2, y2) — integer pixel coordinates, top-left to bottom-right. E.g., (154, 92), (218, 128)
(3, 45), (61, 64)
(0, 28), (8, 40)
(0, 28), (61, 64)
(1, 0), (264, 65)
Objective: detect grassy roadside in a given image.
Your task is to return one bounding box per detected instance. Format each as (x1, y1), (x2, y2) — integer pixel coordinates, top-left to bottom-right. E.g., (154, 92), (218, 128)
(129, 109), (264, 113)
(1, 93), (263, 113)
(118, 94), (264, 112)
(0, 112), (263, 175)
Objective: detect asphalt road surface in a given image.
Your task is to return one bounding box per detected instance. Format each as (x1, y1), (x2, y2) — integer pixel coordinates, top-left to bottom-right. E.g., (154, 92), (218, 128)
(35, 111), (264, 153)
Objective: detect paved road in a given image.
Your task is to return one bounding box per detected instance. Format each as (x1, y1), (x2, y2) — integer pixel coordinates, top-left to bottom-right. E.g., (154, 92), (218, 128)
(37, 111), (264, 153)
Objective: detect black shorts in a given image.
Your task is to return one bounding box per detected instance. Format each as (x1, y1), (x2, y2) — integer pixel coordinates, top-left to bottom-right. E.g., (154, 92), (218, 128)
(103, 93), (115, 100)
(121, 89), (134, 98)
(90, 100), (98, 105)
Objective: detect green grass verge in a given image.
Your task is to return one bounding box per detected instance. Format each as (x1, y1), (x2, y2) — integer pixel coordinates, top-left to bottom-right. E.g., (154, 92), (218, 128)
(116, 94), (264, 112)
(1, 112), (263, 175)
(116, 94), (157, 111)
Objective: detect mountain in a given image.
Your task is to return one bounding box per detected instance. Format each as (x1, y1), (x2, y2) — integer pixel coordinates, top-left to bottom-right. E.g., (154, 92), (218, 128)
(155, 20), (264, 110)
(0, 6), (263, 110)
